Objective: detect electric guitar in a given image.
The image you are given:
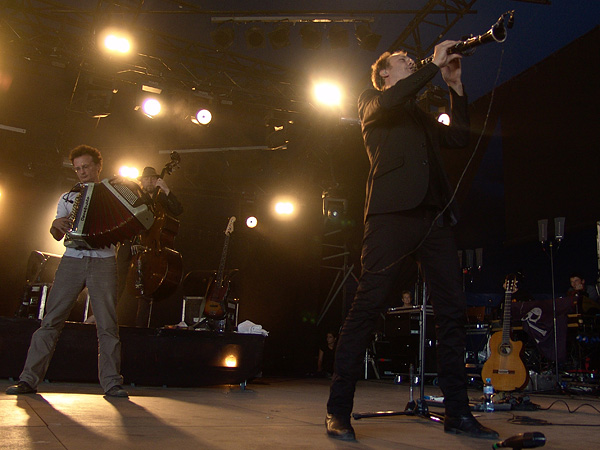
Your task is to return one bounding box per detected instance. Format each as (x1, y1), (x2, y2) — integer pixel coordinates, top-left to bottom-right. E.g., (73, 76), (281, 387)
(481, 276), (529, 391)
(203, 216), (236, 320)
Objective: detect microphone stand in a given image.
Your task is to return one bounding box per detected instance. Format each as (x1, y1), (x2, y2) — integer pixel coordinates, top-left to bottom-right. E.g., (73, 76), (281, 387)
(352, 272), (444, 425)
(538, 217), (565, 390)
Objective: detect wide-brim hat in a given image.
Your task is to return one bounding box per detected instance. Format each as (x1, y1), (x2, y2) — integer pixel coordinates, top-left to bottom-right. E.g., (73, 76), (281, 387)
(138, 166), (159, 179)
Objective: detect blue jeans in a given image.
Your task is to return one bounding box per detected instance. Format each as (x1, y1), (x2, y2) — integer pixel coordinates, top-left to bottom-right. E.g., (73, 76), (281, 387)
(19, 256), (123, 392)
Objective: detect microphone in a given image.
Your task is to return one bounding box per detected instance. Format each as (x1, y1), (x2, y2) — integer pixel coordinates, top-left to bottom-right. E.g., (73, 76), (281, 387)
(493, 432), (546, 449)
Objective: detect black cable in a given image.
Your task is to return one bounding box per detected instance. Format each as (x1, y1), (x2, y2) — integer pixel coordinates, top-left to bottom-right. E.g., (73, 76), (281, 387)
(538, 399), (600, 414)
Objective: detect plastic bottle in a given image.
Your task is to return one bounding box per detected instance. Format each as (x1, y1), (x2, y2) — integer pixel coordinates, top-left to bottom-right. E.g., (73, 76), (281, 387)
(483, 377), (494, 412)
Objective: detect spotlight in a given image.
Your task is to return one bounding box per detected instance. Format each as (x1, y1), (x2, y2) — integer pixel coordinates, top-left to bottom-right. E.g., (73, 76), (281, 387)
(141, 98), (161, 117)
(328, 24), (349, 49)
(99, 28), (133, 55)
(268, 23), (291, 49)
(437, 113), (450, 126)
(191, 108), (212, 125)
(275, 201), (294, 215)
(355, 23), (382, 51)
(300, 24), (322, 49)
(245, 26), (265, 49)
(118, 166), (140, 179)
(103, 33), (131, 54)
(211, 25), (235, 50)
(314, 82), (342, 107)
(267, 126), (289, 150)
(322, 190), (347, 220)
(223, 354), (237, 368)
(246, 216), (258, 228)
(323, 197), (347, 219)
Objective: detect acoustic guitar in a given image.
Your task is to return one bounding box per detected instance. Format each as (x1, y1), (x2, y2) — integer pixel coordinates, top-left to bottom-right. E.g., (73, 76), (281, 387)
(481, 276), (529, 391)
(203, 216), (236, 320)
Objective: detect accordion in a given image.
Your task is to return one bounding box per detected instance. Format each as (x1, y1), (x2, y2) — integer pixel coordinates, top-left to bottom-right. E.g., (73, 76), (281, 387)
(65, 178), (154, 249)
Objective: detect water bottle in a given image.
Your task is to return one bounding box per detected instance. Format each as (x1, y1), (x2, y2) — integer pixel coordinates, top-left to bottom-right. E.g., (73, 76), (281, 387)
(483, 377), (494, 412)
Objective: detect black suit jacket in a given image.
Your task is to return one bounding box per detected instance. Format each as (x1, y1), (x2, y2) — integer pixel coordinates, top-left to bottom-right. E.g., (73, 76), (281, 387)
(358, 62), (470, 222)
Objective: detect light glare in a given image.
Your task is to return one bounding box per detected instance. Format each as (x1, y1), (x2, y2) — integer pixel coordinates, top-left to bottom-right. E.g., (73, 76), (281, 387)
(224, 354), (237, 367)
(314, 82), (342, 106)
(142, 98), (161, 117)
(437, 113), (450, 126)
(196, 109), (212, 125)
(275, 202), (294, 215)
(119, 166), (139, 179)
(104, 34), (131, 54)
(246, 216), (258, 228)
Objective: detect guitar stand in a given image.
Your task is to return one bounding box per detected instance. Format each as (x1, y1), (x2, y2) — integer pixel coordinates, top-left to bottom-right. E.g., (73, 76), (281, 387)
(352, 282), (445, 426)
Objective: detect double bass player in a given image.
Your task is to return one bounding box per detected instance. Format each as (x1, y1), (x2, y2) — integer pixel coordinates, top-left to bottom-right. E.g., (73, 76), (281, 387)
(116, 166), (183, 327)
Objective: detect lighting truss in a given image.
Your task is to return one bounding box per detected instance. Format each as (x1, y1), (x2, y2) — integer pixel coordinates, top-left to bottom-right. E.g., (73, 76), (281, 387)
(1, 0), (478, 114)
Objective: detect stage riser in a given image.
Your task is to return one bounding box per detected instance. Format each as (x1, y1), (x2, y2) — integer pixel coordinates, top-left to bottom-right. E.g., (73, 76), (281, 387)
(0, 317), (265, 387)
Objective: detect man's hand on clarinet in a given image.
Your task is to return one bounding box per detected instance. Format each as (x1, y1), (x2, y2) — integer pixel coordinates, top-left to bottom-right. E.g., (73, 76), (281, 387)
(432, 40), (464, 96)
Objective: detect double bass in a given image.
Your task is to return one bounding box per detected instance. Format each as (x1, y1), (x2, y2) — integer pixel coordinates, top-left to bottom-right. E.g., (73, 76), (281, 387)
(130, 152), (183, 301)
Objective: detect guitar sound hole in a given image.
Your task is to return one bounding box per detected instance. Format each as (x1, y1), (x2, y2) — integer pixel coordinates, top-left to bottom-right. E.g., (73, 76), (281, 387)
(499, 344), (512, 356)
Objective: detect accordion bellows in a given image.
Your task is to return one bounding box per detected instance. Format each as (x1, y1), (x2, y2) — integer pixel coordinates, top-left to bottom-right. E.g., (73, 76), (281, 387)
(65, 178), (154, 249)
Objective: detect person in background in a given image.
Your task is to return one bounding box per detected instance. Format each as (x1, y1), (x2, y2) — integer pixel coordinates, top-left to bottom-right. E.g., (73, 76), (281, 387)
(567, 272), (599, 314)
(401, 290), (413, 307)
(116, 166), (183, 327)
(318, 331), (337, 377)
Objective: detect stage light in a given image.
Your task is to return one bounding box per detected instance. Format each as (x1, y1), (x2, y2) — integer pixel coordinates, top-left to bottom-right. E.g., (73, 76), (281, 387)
(267, 126), (289, 150)
(355, 23), (382, 51)
(141, 98), (161, 117)
(104, 33), (131, 54)
(275, 201), (294, 215)
(245, 26), (265, 49)
(300, 24), (322, 49)
(328, 24), (349, 49)
(211, 25), (235, 50)
(314, 82), (342, 107)
(246, 216), (258, 228)
(191, 109), (212, 125)
(118, 166), (139, 179)
(323, 197), (347, 219)
(437, 113), (450, 126)
(196, 109), (212, 125)
(268, 24), (291, 49)
(223, 354), (237, 368)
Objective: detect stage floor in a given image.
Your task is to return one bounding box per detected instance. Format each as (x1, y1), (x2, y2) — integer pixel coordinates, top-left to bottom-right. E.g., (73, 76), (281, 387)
(1, 377), (598, 449)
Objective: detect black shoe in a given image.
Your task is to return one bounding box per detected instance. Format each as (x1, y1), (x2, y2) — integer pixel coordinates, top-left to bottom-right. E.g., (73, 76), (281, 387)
(444, 414), (499, 439)
(325, 413), (356, 441)
(6, 381), (37, 395)
(104, 385), (129, 398)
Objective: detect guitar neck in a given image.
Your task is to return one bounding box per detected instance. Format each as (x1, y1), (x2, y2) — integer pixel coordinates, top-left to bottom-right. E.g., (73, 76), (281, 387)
(502, 289), (512, 343)
(215, 235), (230, 284)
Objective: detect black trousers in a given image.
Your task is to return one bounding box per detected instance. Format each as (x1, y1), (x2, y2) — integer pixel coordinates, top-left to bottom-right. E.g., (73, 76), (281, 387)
(327, 209), (470, 417)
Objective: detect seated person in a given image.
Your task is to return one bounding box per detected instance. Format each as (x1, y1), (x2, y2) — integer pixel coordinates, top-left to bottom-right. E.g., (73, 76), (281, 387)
(567, 273), (600, 314)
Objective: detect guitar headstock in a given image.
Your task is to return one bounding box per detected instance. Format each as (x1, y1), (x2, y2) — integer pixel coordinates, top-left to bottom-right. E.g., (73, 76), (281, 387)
(225, 216), (236, 236)
(504, 275), (518, 294)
